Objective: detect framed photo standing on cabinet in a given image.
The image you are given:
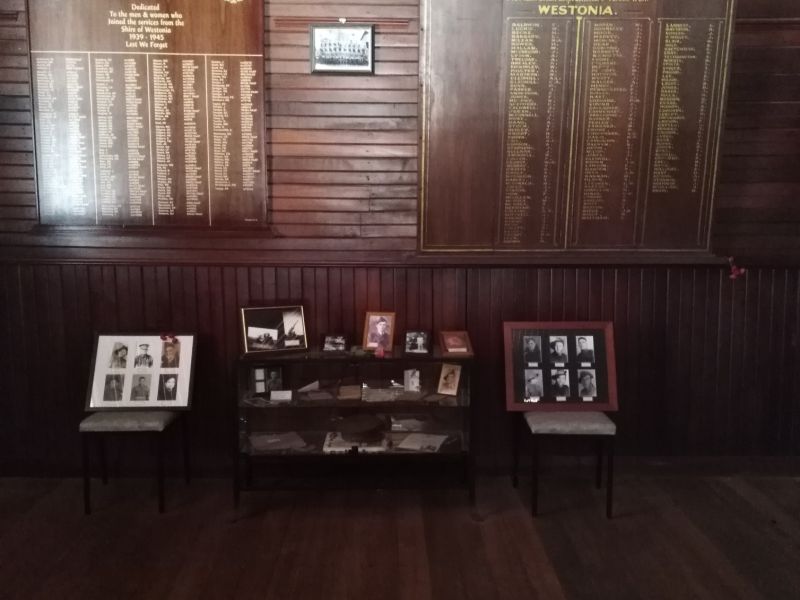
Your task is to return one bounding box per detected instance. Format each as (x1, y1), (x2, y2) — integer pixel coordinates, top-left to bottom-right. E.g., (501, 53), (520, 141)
(86, 334), (196, 410)
(241, 305), (308, 354)
(503, 322), (618, 412)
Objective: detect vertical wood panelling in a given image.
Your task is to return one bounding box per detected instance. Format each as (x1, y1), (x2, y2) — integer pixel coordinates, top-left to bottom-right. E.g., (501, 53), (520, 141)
(4, 264), (794, 473)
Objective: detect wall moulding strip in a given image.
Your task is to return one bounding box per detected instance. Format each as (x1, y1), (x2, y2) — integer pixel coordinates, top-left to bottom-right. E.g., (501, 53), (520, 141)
(272, 17), (412, 31)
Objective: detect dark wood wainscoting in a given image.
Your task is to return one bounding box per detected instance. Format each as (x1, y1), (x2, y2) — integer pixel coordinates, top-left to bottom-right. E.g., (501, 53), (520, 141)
(2, 264), (798, 475)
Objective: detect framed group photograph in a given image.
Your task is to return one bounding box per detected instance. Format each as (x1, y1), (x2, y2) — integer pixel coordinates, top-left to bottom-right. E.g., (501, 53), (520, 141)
(86, 334), (196, 410)
(440, 331), (473, 356)
(310, 24), (374, 74)
(503, 321), (618, 412)
(362, 311), (395, 352)
(240, 305), (308, 354)
(404, 330), (430, 354)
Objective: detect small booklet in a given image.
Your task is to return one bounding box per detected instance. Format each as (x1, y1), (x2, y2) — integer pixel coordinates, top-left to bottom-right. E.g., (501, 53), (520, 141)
(249, 431), (308, 453)
(397, 433), (449, 453)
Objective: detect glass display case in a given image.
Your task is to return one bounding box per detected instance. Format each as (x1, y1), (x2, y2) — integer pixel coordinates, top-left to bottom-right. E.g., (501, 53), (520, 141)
(233, 347), (474, 503)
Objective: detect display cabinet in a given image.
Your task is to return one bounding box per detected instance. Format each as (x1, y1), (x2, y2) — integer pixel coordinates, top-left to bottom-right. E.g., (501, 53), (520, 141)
(233, 347), (474, 504)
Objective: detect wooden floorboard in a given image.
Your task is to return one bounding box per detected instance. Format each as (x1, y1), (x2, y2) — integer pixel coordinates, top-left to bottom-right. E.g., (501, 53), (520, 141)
(0, 467), (799, 600)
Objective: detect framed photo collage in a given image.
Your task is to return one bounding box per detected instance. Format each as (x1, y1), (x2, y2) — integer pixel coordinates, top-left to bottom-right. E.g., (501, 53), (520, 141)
(503, 322), (618, 412)
(86, 334), (196, 410)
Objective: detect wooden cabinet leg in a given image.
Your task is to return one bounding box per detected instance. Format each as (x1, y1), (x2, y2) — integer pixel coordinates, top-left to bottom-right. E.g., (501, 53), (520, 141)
(531, 435), (539, 517)
(82, 434), (91, 515)
(595, 438), (603, 489)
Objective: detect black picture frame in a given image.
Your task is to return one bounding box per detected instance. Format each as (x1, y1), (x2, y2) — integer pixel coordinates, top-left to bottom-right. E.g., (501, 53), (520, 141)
(310, 24), (375, 74)
(322, 334), (348, 352)
(404, 330), (431, 355)
(240, 305), (308, 354)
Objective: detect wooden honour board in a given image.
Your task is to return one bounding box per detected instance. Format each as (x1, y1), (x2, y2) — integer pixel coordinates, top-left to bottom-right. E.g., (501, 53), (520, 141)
(421, 0), (736, 254)
(29, 0), (267, 227)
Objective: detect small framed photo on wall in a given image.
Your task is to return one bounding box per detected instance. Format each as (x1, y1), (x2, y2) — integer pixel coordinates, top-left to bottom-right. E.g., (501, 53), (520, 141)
(86, 334), (197, 410)
(310, 24), (374, 74)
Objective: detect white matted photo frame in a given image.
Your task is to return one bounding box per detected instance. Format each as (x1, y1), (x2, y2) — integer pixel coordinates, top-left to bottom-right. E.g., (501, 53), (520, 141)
(310, 23), (374, 74)
(241, 305), (308, 354)
(86, 333), (196, 411)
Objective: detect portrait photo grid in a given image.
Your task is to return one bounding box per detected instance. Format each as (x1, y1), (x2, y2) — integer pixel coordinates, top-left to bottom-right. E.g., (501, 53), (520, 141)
(88, 335), (194, 409)
(516, 330), (604, 405)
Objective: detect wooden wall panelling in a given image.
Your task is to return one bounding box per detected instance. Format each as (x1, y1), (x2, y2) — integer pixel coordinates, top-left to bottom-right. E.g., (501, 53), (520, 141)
(0, 264), (799, 474)
(0, 0), (35, 234)
(267, 0), (419, 245)
(713, 0), (800, 259)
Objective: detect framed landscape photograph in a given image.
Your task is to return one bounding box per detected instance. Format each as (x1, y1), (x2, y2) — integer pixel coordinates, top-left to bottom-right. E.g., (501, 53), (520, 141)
(440, 331), (474, 356)
(310, 24), (374, 74)
(322, 334), (348, 352)
(86, 334), (196, 410)
(362, 311), (395, 352)
(241, 305), (307, 354)
(503, 321), (618, 412)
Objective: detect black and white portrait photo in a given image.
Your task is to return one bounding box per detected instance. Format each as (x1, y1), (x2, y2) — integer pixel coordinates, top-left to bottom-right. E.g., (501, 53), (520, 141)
(363, 312), (395, 351)
(161, 341), (180, 368)
(549, 336), (569, 364)
(157, 374), (179, 402)
(134, 342), (154, 368)
(522, 336), (542, 364)
(108, 342), (128, 369)
(130, 374), (151, 401)
(550, 369), (571, 397)
(578, 369), (597, 398)
(405, 331), (430, 354)
(323, 334), (347, 352)
(523, 369), (543, 401)
(437, 363), (461, 396)
(311, 25), (374, 73)
(103, 374), (125, 402)
(575, 336), (595, 363)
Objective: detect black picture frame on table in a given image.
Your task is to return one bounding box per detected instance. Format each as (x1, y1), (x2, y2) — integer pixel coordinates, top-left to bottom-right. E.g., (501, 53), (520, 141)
(310, 23), (375, 74)
(240, 305), (308, 354)
(404, 330), (431, 355)
(85, 333), (197, 411)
